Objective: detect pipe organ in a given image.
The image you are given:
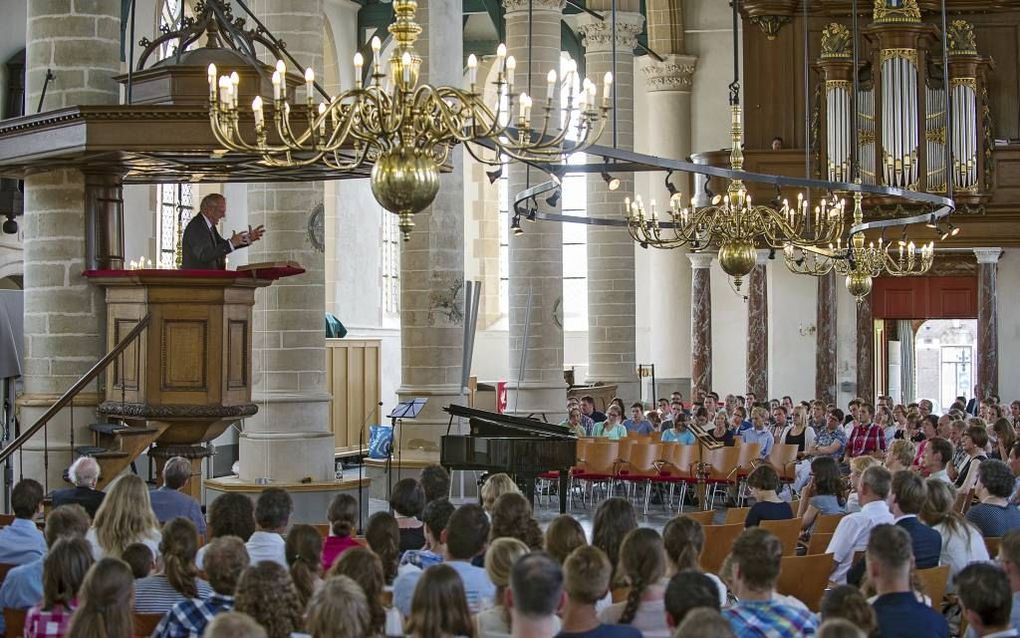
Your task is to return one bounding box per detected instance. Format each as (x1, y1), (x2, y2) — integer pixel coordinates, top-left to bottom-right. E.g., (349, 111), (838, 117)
(816, 1), (992, 204)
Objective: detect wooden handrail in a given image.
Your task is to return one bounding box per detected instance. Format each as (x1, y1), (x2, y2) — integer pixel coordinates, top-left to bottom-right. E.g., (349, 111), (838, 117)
(0, 314), (151, 465)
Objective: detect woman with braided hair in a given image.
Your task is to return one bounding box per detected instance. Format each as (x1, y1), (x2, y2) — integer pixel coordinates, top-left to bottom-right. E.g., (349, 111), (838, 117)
(134, 517), (212, 613)
(66, 558), (135, 638)
(285, 524), (324, 608)
(597, 528), (671, 637)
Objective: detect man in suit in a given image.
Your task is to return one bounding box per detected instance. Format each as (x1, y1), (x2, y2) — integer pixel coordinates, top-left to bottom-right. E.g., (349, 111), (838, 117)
(181, 193), (264, 269)
(50, 456), (105, 518)
(868, 524), (949, 638)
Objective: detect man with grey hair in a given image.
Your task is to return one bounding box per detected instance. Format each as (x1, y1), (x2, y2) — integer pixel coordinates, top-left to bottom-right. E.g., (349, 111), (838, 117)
(50, 456), (105, 518)
(181, 193), (264, 270)
(150, 456), (206, 534)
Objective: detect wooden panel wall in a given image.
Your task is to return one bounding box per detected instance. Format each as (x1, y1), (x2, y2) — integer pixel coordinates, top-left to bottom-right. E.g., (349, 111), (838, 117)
(871, 276), (977, 319)
(326, 339), (382, 454)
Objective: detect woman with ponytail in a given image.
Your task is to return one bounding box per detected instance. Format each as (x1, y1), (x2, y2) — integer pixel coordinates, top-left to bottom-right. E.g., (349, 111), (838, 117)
(321, 494), (360, 571)
(597, 528), (670, 637)
(285, 524), (324, 609)
(66, 558), (135, 638)
(329, 547), (394, 637)
(134, 517), (211, 613)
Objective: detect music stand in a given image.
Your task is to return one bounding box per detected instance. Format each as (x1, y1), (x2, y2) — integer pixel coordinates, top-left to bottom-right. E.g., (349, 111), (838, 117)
(386, 399), (428, 503)
(686, 421), (723, 511)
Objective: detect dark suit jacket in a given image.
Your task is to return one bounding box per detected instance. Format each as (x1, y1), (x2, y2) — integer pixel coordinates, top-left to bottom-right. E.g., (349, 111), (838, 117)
(50, 486), (105, 518)
(966, 398), (978, 415)
(846, 516), (942, 586)
(181, 214), (231, 270)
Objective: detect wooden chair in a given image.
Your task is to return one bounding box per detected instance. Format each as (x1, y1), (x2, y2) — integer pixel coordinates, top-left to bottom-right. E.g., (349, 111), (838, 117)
(769, 444), (800, 484)
(985, 536), (1002, 559)
(776, 553), (834, 612)
(658, 444), (698, 511)
(611, 587), (630, 604)
(699, 523), (745, 574)
(915, 565), (950, 609)
(760, 517), (804, 556)
(617, 441), (662, 514)
(134, 613), (164, 637)
(705, 446), (742, 508)
(0, 515), (13, 527)
(954, 489), (974, 514)
(734, 443), (763, 504)
(4, 608), (26, 638)
(724, 506), (751, 525)
(813, 513), (845, 535)
(682, 509), (716, 527)
(806, 532), (834, 556)
(574, 441), (620, 502)
(617, 438), (637, 464)
(312, 523), (330, 538)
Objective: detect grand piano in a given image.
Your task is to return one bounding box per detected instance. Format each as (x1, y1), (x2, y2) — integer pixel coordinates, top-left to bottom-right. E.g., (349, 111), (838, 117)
(441, 404), (577, 513)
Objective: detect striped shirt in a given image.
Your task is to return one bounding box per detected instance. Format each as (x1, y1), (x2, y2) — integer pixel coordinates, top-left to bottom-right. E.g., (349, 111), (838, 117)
(134, 574), (213, 614)
(723, 599), (819, 638)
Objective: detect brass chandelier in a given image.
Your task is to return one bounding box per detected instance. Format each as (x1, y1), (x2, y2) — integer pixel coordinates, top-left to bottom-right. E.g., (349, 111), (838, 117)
(625, 104), (846, 288)
(208, 0), (612, 240)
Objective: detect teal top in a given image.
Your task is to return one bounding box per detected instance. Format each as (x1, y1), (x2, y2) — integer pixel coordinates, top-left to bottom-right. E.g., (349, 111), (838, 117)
(593, 422), (628, 440)
(662, 428), (696, 444)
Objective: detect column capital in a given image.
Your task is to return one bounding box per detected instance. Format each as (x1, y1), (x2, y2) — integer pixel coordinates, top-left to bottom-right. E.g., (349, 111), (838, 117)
(973, 248), (1003, 264)
(502, 0), (564, 14)
(642, 54), (697, 92)
(688, 252), (714, 269)
(575, 12), (645, 53)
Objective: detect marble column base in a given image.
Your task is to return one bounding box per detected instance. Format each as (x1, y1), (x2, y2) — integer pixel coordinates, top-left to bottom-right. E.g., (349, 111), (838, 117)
(238, 391), (333, 482)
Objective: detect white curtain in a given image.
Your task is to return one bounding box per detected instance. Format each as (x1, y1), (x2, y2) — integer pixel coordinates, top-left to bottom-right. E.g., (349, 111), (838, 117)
(899, 320), (915, 405)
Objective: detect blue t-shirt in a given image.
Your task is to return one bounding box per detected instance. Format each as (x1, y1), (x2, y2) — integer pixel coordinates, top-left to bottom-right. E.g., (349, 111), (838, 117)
(662, 428), (696, 444)
(809, 494), (846, 516)
(623, 419), (654, 435)
(393, 560), (495, 618)
(555, 624), (643, 638)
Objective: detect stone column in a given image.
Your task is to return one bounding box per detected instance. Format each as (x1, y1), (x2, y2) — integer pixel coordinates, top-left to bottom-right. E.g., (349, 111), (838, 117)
(504, 0), (565, 418)
(856, 293), (874, 403)
(815, 271), (837, 404)
(578, 5), (645, 400)
(689, 253), (713, 397)
(974, 248), (1002, 400)
(239, 0), (334, 484)
(391, 0), (466, 454)
(641, 55), (697, 383)
(19, 0), (121, 489)
(746, 251), (768, 399)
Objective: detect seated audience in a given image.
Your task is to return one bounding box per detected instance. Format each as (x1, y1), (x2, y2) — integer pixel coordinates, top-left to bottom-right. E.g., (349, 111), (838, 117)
(476, 537), (537, 638)
(662, 515), (727, 606)
(741, 407), (775, 460)
(661, 414), (696, 444)
(564, 407), (589, 438)
(366, 511), (402, 585)
(196, 493), (255, 570)
(0, 503), (90, 632)
(819, 585), (877, 636)
(675, 607), (737, 638)
(329, 547), (394, 638)
(122, 543), (155, 579)
(796, 456), (847, 531)
(234, 561), (304, 638)
(24, 537), (93, 638)
(708, 410), (735, 447)
(149, 457), (206, 534)
(993, 418), (1017, 463)
(592, 498), (637, 585)
(66, 558), (134, 638)
(777, 405), (814, 454)
(246, 487), (291, 568)
(580, 395), (607, 425)
(393, 503), (495, 617)
(420, 464), (451, 505)
(598, 528), (669, 637)
(827, 465), (894, 584)
(556, 546), (640, 638)
(285, 524), (323, 608)
(924, 437), (955, 483)
(481, 473), (521, 515)
(544, 514), (587, 565)
(845, 404), (886, 460)
(86, 474), (161, 560)
(722, 528), (818, 637)
(390, 478), (427, 552)
(978, 530), (1020, 637)
(664, 571), (722, 631)
(956, 425), (990, 491)
(154, 536), (250, 638)
(50, 457), (105, 518)
(405, 564), (475, 638)
(744, 465), (793, 528)
(401, 497), (455, 571)
(507, 552), (564, 638)
(204, 612), (267, 638)
(957, 563), (1019, 638)
(866, 524), (949, 638)
(844, 456), (880, 513)
(623, 403), (654, 435)
(304, 575), (372, 638)
(919, 478), (988, 592)
(321, 493), (360, 571)
(593, 405), (627, 440)
(134, 517), (212, 613)
(0, 478), (46, 565)
(816, 619), (867, 638)
(884, 439), (916, 473)
(966, 459), (1020, 536)
(491, 492), (544, 550)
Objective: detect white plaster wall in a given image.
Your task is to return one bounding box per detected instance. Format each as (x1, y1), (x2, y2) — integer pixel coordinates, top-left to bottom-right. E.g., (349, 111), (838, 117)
(710, 262), (747, 393)
(685, 0), (740, 154)
(997, 248), (1020, 398)
(767, 260), (817, 400)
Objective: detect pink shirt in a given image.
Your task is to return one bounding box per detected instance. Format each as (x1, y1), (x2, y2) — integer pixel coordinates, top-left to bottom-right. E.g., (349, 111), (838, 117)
(321, 535), (361, 571)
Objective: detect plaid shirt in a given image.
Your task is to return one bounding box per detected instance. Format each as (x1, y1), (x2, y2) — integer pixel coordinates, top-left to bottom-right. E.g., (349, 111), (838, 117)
(154, 594), (234, 638)
(25, 602), (75, 638)
(847, 422), (886, 458)
(723, 599), (819, 638)
(814, 427), (847, 460)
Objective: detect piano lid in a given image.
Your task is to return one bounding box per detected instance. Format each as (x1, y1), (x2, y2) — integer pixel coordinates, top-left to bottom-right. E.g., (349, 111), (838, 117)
(444, 404), (576, 439)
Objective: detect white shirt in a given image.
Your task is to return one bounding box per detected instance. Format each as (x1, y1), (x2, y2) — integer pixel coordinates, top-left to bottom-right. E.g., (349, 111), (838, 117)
(929, 468), (952, 484)
(826, 499), (894, 583)
(85, 527), (161, 561)
(245, 531), (287, 568)
(934, 520), (990, 592)
(599, 598), (671, 638)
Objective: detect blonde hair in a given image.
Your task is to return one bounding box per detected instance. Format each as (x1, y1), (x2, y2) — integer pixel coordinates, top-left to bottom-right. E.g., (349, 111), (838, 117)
(91, 475), (160, 559)
(305, 575), (371, 638)
(886, 439), (916, 469)
(484, 537), (530, 629)
(849, 455), (879, 476)
(481, 473), (520, 512)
